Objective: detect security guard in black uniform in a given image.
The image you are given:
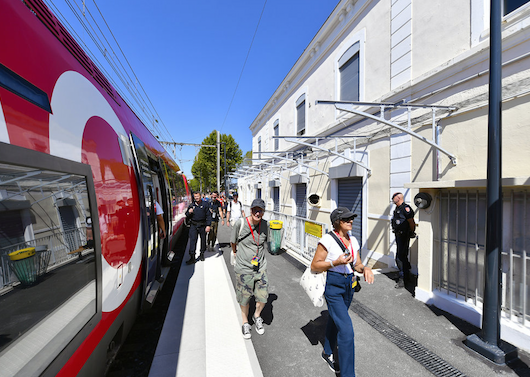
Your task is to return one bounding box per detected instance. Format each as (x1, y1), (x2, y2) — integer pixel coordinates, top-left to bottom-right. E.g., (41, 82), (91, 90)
(185, 191), (212, 264)
(391, 192), (416, 288)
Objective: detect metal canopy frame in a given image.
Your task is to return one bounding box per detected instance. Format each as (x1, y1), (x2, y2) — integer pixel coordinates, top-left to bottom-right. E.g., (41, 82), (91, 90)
(277, 137), (371, 176)
(316, 100), (458, 165)
(255, 153), (329, 177)
(242, 159), (295, 181)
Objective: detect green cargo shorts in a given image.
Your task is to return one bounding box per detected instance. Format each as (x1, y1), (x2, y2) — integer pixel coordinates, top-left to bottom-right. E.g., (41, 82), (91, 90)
(235, 270), (269, 306)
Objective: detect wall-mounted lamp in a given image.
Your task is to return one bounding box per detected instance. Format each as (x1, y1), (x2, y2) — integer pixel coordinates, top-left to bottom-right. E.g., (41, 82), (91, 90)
(414, 192), (432, 209)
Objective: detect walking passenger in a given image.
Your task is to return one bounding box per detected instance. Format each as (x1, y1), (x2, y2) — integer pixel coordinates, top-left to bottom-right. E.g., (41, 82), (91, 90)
(230, 198), (269, 339)
(310, 207), (374, 376)
(185, 192), (211, 265)
(391, 192), (416, 288)
(226, 192), (245, 227)
(207, 191), (224, 251)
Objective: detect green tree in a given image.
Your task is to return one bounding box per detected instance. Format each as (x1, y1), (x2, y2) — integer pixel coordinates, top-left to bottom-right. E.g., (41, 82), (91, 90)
(243, 150), (253, 165)
(188, 177), (200, 193)
(191, 131), (243, 192)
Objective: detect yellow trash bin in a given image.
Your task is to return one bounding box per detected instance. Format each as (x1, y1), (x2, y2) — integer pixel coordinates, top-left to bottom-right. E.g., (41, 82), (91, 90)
(9, 247), (38, 285)
(269, 220), (283, 254)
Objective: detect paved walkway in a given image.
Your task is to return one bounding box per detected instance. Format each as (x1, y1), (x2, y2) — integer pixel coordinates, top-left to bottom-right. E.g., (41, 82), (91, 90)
(149, 223), (530, 377)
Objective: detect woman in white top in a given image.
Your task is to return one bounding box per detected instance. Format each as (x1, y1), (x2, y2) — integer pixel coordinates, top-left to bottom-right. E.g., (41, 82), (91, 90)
(310, 207), (374, 377)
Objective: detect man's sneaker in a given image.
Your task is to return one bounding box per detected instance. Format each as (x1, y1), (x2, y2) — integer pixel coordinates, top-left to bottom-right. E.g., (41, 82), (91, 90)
(199, 253), (205, 261)
(185, 257), (196, 265)
(242, 323), (252, 339)
(321, 352), (339, 373)
(253, 316), (264, 335)
(395, 278), (405, 288)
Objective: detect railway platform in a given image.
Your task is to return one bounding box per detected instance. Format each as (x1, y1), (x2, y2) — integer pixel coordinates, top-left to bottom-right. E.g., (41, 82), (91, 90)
(149, 224), (530, 377)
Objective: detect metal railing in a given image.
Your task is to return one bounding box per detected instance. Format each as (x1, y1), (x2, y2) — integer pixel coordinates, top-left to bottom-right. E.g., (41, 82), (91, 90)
(242, 205), (328, 261)
(434, 189), (529, 327)
(0, 227), (88, 289)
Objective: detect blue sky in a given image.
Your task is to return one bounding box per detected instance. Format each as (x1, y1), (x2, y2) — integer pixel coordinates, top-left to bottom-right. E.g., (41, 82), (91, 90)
(45, 0), (339, 178)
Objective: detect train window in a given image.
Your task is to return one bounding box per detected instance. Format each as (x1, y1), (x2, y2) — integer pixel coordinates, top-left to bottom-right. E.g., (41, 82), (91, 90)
(0, 162), (98, 376)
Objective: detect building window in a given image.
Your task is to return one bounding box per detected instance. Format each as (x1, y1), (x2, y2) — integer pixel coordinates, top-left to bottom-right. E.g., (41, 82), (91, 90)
(435, 188), (530, 325)
(273, 186), (280, 212)
(504, 0), (530, 15)
(258, 136), (261, 160)
(273, 120), (279, 151)
(339, 42), (360, 101)
(296, 94), (306, 136)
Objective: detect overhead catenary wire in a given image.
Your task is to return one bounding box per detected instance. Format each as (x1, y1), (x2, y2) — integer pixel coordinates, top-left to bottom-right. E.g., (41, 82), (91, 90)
(90, 0), (173, 143)
(44, 0), (174, 142)
(219, 0), (268, 132)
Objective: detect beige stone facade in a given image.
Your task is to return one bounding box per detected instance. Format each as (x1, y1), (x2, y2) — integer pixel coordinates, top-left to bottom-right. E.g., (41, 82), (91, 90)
(237, 0), (530, 351)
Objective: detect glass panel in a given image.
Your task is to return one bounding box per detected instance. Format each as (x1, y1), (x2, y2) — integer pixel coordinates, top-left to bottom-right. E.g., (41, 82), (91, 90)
(297, 101), (305, 135)
(274, 125), (279, 151)
(0, 163), (97, 376)
(340, 53), (359, 101)
(504, 0), (530, 15)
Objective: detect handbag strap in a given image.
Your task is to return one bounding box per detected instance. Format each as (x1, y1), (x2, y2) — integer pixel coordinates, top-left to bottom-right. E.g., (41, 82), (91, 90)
(328, 231), (355, 271)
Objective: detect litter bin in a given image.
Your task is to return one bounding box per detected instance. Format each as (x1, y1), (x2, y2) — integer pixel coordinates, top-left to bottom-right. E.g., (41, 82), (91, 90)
(35, 245), (51, 277)
(269, 220), (283, 254)
(8, 247), (38, 286)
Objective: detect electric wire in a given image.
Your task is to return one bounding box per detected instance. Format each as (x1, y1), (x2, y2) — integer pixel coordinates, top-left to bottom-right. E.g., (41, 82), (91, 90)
(65, 0), (162, 136)
(91, 0), (174, 142)
(219, 0), (268, 132)
(44, 0), (172, 141)
(46, 0), (152, 128)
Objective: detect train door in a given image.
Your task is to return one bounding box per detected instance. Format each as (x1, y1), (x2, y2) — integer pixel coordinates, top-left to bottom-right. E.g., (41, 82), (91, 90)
(155, 160), (171, 263)
(129, 133), (161, 303)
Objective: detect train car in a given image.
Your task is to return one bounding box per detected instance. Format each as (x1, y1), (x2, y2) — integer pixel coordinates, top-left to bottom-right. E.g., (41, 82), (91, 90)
(0, 1), (191, 375)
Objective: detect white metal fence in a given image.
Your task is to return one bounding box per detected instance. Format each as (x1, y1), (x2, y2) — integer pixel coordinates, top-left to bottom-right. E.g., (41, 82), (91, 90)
(242, 205), (329, 261)
(0, 227), (88, 289)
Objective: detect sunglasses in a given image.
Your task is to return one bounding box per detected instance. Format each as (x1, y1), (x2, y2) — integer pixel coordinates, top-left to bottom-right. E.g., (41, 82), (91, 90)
(251, 207), (264, 214)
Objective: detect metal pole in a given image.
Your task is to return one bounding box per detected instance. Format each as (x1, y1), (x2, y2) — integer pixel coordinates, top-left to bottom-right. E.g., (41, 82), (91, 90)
(482, 0), (502, 346)
(217, 130), (220, 193)
(465, 0), (517, 364)
(223, 142), (227, 193)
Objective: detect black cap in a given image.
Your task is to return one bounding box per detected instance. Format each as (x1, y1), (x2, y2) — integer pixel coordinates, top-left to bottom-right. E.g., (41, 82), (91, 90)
(251, 198), (266, 210)
(330, 207), (357, 223)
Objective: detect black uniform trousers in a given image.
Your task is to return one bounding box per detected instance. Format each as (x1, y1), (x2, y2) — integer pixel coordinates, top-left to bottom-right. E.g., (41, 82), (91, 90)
(189, 223), (207, 258)
(395, 232), (411, 278)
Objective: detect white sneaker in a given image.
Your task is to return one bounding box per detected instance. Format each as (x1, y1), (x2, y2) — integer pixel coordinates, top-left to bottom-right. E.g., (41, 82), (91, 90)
(242, 323), (252, 339)
(253, 316), (264, 335)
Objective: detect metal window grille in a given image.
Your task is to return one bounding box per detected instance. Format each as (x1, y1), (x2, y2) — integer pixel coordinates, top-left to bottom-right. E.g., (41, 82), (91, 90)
(434, 189), (529, 327)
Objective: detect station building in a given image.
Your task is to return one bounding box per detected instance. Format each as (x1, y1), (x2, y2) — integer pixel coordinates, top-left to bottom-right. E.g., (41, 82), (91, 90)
(233, 0), (530, 352)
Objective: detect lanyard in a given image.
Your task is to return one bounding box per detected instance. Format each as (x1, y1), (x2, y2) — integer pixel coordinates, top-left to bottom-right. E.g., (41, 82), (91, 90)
(334, 231), (353, 257)
(246, 217), (261, 254)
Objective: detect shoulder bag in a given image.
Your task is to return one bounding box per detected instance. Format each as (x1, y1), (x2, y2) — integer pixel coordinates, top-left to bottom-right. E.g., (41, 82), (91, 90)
(300, 267), (326, 307)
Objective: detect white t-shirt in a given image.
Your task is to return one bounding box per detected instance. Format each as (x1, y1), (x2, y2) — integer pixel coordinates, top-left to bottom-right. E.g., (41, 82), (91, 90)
(154, 201), (163, 216)
(229, 200), (242, 221)
(318, 232), (359, 274)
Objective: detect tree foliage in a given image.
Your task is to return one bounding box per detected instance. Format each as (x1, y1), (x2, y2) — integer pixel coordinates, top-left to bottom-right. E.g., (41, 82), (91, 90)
(188, 178), (200, 193)
(191, 131), (242, 192)
(243, 150), (253, 165)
